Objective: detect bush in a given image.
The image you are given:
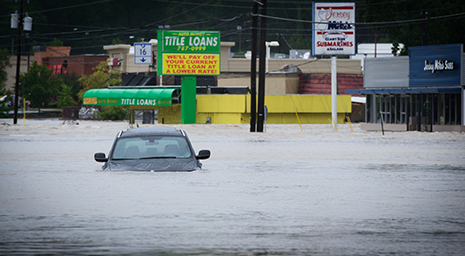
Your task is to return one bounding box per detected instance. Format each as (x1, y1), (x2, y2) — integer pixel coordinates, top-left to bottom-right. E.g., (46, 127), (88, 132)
(98, 106), (129, 120)
(51, 83), (77, 108)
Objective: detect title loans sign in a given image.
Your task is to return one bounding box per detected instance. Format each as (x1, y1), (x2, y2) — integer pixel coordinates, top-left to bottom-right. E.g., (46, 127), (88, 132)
(157, 30), (220, 76)
(312, 2), (355, 56)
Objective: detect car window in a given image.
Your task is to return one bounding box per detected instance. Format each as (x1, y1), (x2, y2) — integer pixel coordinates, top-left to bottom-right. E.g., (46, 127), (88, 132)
(112, 136), (191, 159)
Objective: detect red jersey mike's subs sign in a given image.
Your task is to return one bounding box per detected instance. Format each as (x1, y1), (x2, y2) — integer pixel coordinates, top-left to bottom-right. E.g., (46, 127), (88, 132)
(312, 2), (355, 56)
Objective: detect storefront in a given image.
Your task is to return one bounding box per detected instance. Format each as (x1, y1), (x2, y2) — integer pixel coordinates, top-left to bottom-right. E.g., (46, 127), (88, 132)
(347, 44), (464, 132)
(82, 87), (181, 124)
(82, 86), (352, 125)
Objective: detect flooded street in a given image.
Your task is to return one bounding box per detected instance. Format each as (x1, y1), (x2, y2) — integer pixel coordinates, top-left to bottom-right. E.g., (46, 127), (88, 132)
(1, 118), (464, 255)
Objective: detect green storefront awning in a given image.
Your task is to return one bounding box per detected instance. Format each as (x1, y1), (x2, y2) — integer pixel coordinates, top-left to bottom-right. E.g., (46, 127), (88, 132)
(83, 88), (180, 107)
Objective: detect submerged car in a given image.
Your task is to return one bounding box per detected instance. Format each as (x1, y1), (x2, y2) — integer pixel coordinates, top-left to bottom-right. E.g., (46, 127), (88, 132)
(94, 127), (210, 172)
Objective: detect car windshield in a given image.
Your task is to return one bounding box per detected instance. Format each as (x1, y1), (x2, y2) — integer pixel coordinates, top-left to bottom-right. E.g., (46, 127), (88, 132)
(111, 135), (192, 160)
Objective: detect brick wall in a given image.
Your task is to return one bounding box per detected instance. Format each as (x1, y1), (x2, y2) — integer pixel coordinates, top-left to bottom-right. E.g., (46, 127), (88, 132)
(44, 55), (108, 76)
(298, 73), (363, 96)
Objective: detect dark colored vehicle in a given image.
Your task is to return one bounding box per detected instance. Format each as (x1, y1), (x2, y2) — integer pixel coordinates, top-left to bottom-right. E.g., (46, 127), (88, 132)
(94, 127), (210, 172)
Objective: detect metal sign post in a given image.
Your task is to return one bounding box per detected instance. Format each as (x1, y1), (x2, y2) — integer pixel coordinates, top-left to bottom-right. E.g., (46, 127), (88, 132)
(312, 2), (356, 130)
(331, 56), (337, 127)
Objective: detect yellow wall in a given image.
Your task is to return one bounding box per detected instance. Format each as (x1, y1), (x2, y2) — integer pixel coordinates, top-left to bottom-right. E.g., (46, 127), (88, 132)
(133, 94), (351, 125)
(196, 95), (248, 124)
(157, 104), (181, 124)
(195, 94), (351, 124)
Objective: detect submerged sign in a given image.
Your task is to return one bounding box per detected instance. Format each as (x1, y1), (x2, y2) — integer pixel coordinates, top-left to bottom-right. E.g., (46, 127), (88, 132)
(157, 30), (220, 76)
(312, 2), (356, 56)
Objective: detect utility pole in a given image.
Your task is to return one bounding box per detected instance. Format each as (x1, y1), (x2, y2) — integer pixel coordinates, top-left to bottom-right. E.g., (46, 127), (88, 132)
(13, 0), (24, 124)
(250, 2), (258, 132)
(257, 0), (267, 132)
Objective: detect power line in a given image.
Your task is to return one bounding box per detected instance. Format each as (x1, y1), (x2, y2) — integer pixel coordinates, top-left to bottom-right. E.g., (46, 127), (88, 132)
(145, 0), (216, 27)
(0, 0), (115, 18)
(253, 11), (465, 26)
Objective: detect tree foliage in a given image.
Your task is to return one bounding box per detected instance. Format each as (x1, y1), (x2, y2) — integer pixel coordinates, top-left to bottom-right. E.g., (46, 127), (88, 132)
(77, 62), (123, 120)
(361, 0), (465, 54)
(52, 83), (77, 108)
(98, 106), (129, 121)
(58, 73), (81, 102)
(19, 62), (61, 111)
(77, 62), (121, 100)
(1, 1), (463, 58)
(47, 38), (64, 47)
(0, 48), (11, 94)
(0, 0), (315, 55)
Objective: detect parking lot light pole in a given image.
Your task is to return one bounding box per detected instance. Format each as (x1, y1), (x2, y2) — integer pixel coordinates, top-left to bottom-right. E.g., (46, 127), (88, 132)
(265, 41), (279, 73)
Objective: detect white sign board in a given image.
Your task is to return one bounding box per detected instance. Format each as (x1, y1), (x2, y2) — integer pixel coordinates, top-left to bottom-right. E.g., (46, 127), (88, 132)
(312, 2), (355, 56)
(134, 43), (153, 65)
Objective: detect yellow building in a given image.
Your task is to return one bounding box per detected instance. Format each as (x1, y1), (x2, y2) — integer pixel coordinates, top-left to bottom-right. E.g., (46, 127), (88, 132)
(195, 94), (351, 125)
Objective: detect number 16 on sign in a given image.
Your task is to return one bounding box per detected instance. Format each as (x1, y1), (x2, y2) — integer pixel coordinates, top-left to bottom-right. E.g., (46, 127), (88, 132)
(134, 43), (152, 65)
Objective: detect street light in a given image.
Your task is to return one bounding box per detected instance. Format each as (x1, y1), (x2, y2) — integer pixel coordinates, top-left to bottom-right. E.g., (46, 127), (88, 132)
(265, 41), (279, 73)
(237, 25), (242, 53)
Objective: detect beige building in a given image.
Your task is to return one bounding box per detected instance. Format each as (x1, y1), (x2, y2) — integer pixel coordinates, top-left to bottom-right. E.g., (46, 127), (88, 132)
(104, 41), (362, 94)
(84, 41), (362, 125)
(4, 56), (34, 92)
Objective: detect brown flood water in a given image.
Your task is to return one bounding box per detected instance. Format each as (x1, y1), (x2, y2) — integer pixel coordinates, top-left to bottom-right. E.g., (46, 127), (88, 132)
(1, 118), (464, 255)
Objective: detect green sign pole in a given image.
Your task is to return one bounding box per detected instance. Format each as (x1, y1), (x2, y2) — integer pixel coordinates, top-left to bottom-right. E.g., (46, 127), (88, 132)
(181, 76), (197, 124)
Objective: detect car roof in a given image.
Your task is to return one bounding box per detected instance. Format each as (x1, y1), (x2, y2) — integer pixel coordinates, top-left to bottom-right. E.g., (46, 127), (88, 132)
(119, 127), (184, 138)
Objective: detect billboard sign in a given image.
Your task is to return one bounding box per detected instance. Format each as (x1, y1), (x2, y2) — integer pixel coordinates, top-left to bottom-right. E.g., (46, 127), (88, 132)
(409, 44), (463, 87)
(312, 2), (356, 56)
(157, 30), (220, 76)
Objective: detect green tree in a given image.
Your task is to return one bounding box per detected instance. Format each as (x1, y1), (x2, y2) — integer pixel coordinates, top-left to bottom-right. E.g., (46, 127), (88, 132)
(47, 38), (64, 47)
(58, 73), (81, 102)
(0, 48), (11, 94)
(19, 62), (61, 113)
(98, 106), (129, 120)
(362, 0), (465, 53)
(52, 83), (77, 108)
(77, 61), (121, 100)
(78, 61), (123, 120)
(112, 38), (124, 45)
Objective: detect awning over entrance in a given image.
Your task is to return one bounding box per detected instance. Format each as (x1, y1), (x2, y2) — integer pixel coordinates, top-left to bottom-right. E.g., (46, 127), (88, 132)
(83, 88), (180, 107)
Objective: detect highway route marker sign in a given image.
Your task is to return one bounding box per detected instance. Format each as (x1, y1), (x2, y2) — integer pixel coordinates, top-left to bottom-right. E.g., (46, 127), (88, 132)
(134, 43), (152, 65)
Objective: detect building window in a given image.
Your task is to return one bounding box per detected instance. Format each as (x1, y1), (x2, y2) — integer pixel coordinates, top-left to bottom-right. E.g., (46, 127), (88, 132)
(367, 93), (461, 126)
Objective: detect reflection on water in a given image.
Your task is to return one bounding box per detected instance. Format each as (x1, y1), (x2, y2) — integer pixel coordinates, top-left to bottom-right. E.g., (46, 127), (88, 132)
(1, 119), (465, 255)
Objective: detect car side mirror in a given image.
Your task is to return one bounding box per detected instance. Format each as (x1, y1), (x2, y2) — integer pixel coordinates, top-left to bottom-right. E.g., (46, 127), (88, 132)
(196, 149), (210, 160)
(94, 152), (108, 162)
